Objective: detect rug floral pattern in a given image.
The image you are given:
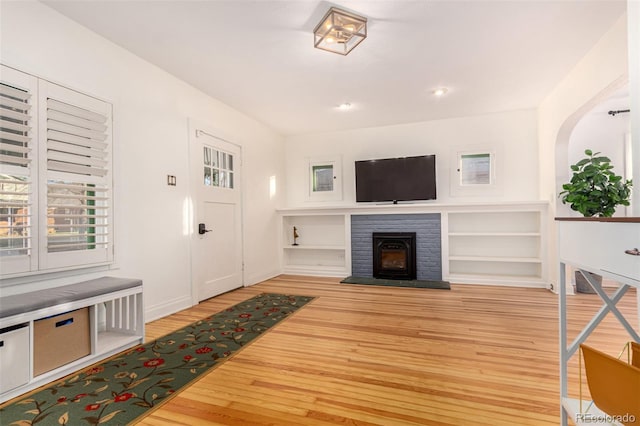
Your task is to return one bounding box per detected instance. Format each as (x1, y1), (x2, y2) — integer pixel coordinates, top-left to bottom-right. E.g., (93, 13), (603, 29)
(0, 293), (314, 425)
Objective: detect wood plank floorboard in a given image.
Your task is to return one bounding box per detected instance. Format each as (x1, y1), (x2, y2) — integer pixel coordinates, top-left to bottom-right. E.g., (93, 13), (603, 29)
(136, 275), (638, 425)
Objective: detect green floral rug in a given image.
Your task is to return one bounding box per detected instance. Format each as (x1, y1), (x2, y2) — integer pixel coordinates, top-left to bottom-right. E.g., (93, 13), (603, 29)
(0, 293), (314, 425)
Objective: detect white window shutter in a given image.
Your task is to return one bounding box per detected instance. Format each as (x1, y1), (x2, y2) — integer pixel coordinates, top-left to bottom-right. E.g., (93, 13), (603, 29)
(0, 66), (39, 275)
(38, 80), (113, 270)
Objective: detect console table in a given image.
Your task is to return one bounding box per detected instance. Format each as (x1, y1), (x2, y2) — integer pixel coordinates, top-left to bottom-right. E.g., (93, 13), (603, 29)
(557, 218), (640, 425)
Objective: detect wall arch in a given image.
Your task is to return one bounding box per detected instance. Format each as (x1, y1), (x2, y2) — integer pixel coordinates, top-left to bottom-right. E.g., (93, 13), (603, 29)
(553, 77), (629, 218)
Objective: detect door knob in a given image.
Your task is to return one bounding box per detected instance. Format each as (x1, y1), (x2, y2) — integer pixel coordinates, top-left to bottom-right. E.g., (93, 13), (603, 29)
(198, 223), (212, 235)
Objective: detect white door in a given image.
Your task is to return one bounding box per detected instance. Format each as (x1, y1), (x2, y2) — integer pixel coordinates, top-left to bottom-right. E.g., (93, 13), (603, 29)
(190, 125), (243, 302)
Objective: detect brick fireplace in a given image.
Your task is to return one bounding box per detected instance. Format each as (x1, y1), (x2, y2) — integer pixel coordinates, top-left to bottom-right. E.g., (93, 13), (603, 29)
(351, 214), (442, 280)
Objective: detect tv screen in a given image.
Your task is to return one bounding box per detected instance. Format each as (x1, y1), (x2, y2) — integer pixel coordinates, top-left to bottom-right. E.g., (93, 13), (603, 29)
(355, 155), (436, 203)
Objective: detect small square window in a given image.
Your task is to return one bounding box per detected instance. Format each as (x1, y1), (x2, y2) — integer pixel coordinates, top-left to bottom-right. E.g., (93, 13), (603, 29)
(312, 165), (334, 192)
(306, 156), (343, 202)
(460, 153), (492, 185)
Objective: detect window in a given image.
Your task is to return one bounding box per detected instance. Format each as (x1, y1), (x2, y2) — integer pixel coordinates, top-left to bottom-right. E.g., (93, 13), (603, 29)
(0, 65), (113, 277)
(306, 156), (342, 202)
(203, 145), (234, 189)
(459, 153), (492, 185)
(450, 145), (502, 197)
(311, 164), (334, 192)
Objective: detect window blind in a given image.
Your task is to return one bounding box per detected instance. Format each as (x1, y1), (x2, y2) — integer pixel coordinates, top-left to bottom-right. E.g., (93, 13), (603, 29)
(0, 82), (33, 259)
(45, 96), (110, 254)
(0, 66), (114, 277)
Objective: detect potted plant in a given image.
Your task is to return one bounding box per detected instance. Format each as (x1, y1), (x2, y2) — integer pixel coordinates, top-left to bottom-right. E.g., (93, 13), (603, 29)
(559, 149), (632, 217)
(559, 149), (633, 292)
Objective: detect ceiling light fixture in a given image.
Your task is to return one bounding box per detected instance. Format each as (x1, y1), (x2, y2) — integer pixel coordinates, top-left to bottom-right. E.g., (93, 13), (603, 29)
(433, 87), (448, 97)
(314, 7), (367, 56)
(338, 102), (352, 111)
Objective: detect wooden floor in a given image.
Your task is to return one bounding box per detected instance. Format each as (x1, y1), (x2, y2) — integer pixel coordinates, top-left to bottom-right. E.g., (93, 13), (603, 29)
(137, 275), (638, 426)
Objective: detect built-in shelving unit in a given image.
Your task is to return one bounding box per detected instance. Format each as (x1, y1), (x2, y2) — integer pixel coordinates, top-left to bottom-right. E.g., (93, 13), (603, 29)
(278, 202), (549, 286)
(446, 209), (547, 286)
(281, 214), (348, 276)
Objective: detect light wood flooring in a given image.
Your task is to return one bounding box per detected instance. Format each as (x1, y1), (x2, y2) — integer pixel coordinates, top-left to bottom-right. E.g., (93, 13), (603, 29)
(137, 275), (638, 426)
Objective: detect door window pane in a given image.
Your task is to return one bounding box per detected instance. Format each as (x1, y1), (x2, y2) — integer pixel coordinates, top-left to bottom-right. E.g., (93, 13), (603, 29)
(204, 147), (211, 166)
(212, 169), (219, 187)
(203, 145), (234, 189)
(211, 150), (219, 168)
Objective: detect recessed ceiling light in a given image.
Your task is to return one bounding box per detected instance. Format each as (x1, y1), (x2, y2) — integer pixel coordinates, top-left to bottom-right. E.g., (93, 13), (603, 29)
(338, 102), (352, 111)
(432, 87), (448, 97)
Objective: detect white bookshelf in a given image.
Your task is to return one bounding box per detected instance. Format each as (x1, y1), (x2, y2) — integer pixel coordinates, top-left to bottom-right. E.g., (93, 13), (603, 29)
(446, 209), (547, 286)
(281, 214), (348, 276)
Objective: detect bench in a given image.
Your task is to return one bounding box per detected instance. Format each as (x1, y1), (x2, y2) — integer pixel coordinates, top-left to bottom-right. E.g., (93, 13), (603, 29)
(0, 277), (144, 403)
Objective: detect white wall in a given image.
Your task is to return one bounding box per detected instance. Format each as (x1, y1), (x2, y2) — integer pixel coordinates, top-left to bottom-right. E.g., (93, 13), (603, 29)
(0, 2), (286, 320)
(629, 0), (640, 216)
(538, 14), (628, 214)
(568, 88), (630, 185)
(537, 13), (628, 289)
(284, 109), (540, 207)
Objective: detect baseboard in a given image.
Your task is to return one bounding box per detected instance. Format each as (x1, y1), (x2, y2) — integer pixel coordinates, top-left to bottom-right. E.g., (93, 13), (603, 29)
(145, 294), (193, 323)
(445, 275), (548, 288)
(244, 269), (283, 286)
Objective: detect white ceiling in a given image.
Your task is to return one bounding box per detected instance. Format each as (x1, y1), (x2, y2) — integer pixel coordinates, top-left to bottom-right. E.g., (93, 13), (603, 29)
(42, 0), (627, 136)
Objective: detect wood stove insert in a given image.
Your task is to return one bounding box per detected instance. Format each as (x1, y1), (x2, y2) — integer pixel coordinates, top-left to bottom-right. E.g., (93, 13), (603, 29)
(372, 232), (417, 280)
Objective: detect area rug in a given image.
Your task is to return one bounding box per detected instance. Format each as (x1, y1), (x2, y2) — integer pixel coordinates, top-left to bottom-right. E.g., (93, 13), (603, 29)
(0, 292), (314, 425)
(341, 276), (450, 289)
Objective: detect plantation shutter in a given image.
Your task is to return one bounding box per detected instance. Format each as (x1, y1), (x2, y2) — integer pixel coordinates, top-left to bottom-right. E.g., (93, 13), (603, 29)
(39, 80), (113, 270)
(0, 66), (38, 275)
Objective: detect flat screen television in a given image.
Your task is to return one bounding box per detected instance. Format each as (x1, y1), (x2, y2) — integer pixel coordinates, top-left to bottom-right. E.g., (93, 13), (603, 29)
(355, 155), (436, 203)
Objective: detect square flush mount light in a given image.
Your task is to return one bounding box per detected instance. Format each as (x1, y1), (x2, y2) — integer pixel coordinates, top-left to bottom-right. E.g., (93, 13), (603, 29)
(314, 7), (367, 56)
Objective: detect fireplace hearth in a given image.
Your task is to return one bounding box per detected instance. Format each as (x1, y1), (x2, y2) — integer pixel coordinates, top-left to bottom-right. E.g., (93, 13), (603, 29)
(372, 232), (416, 280)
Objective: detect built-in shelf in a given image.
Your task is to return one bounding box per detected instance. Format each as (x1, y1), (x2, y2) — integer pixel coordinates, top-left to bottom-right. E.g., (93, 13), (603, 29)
(278, 202), (549, 285)
(281, 214), (348, 276)
(449, 256), (542, 263)
(283, 245), (345, 250)
(446, 208), (547, 286)
(449, 232), (540, 237)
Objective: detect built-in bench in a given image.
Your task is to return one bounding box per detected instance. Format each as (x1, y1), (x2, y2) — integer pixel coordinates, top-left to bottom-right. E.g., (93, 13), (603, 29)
(0, 277), (144, 403)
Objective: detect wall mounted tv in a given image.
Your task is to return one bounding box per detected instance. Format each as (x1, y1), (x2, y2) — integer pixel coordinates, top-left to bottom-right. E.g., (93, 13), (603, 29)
(355, 155), (436, 203)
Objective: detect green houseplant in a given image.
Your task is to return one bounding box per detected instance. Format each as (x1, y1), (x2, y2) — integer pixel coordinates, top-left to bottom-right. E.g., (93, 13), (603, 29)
(559, 149), (632, 293)
(559, 149), (632, 217)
